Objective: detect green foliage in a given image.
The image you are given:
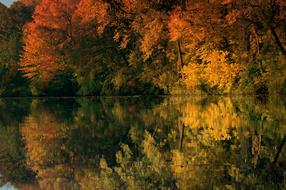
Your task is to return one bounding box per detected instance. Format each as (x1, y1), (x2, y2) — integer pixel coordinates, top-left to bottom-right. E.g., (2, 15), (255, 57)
(38, 70), (78, 96)
(237, 52), (286, 95)
(0, 1), (32, 97)
(280, 80), (286, 94)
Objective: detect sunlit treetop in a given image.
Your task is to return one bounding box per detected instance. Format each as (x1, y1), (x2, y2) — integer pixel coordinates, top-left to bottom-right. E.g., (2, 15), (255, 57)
(75, 0), (109, 35)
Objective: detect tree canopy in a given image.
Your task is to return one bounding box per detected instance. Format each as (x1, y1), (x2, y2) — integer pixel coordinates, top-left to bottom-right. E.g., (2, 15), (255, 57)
(0, 0), (285, 96)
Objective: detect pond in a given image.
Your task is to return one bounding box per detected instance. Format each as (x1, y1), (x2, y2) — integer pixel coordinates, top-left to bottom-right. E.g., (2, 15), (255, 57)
(0, 96), (285, 190)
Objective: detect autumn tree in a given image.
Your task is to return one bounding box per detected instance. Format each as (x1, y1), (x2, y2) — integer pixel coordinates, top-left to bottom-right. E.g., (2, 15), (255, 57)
(20, 0), (81, 95)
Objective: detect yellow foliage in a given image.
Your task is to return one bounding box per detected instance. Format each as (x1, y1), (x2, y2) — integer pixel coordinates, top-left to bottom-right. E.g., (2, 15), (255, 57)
(181, 97), (241, 142)
(182, 50), (244, 93)
(181, 62), (204, 92)
(143, 133), (166, 172)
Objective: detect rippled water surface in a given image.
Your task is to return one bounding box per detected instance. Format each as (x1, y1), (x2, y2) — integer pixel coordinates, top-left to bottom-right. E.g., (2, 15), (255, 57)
(0, 96), (285, 189)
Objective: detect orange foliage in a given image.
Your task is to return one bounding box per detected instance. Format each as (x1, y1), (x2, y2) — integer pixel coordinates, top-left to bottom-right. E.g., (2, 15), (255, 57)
(75, 0), (109, 35)
(18, 0), (41, 7)
(122, 0), (146, 13)
(21, 110), (64, 168)
(138, 10), (165, 60)
(20, 0), (113, 82)
(33, 0), (79, 29)
(21, 22), (58, 81)
(168, 9), (189, 42)
(20, 0), (81, 82)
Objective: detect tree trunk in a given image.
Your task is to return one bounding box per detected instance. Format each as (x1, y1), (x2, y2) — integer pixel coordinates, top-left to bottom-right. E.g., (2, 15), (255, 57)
(177, 40), (184, 70)
(179, 124), (185, 151)
(272, 136), (286, 165)
(181, 0), (186, 11)
(270, 27), (286, 58)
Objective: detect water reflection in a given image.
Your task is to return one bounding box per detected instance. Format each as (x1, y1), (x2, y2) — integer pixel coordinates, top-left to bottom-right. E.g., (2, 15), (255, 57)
(0, 96), (285, 189)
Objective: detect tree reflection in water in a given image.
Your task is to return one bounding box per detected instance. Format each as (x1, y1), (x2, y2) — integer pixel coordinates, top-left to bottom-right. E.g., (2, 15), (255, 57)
(0, 96), (285, 189)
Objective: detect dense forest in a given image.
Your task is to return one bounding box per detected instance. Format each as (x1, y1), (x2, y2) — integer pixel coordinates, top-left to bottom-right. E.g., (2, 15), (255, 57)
(0, 0), (286, 96)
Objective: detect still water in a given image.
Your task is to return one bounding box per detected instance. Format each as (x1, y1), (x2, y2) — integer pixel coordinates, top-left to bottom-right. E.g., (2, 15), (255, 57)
(0, 96), (285, 190)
